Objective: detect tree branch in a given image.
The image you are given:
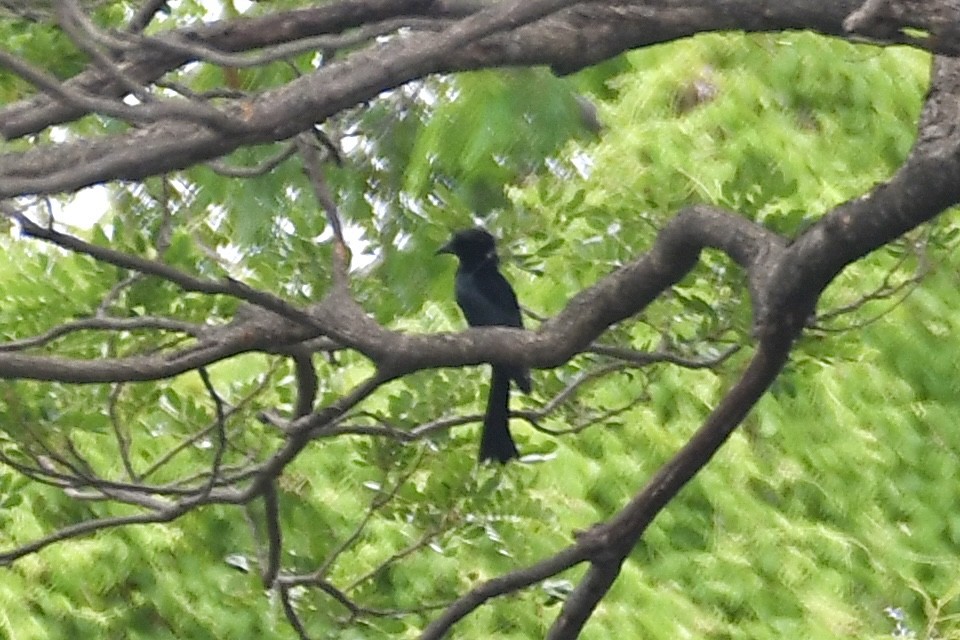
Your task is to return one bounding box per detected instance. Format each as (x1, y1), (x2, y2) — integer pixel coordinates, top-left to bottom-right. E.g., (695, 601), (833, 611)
(6, 0), (959, 198)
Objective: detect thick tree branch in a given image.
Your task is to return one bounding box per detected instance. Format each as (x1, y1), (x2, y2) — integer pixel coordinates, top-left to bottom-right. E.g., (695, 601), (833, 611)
(0, 0), (439, 138)
(3, 0), (958, 198)
(0, 0), (584, 198)
(547, 329), (796, 638)
(0, 204), (778, 384)
(420, 327), (797, 639)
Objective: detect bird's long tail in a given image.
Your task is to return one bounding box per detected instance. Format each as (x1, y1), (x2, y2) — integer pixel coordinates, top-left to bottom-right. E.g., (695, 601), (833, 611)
(479, 366), (519, 463)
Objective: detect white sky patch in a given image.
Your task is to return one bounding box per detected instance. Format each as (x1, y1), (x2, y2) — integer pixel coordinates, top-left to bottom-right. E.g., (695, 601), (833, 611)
(341, 135), (361, 154)
(217, 242), (244, 267)
(48, 126), (69, 143)
(570, 149), (594, 178)
(275, 215), (295, 235)
(53, 185), (110, 230)
(311, 220), (375, 271)
(43, 123), (111, 229)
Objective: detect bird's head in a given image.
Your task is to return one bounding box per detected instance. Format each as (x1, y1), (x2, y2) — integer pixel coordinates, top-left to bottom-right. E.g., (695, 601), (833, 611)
(436, 228), (498, 265)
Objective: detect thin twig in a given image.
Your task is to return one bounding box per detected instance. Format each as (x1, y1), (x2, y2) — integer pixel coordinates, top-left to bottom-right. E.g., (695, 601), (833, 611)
(0, 316), (203, 352)
(296, 132), (350, 286)
(140, 362), (278, 480)
(197, 367), (228, 498)
(0, 503), (191, 565)
(107, 383), (137, 481)
(5, 208), (323, 331)
(316, 448), (427, 578)
(206, 143), (297, 178)
(278, 585), (311, 640)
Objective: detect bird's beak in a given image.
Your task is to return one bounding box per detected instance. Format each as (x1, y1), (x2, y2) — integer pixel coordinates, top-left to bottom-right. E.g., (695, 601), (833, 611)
(435, 242), (453, 256)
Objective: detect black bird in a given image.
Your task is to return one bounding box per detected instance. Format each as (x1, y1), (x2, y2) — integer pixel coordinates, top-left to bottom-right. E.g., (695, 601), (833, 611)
(437, 228), (531, 463)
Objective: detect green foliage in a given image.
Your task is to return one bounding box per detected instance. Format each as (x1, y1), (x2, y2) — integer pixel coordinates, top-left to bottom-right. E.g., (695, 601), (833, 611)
(3, 19), (958, 640)
(0, 20), (85, 93)
(405, 70), (593, 213)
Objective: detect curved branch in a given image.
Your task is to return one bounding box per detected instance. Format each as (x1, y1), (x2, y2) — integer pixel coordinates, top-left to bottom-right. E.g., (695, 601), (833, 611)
(0, 502), (192, 566)
(6, 0), (960, 198)
(548, 330), (796, 637)
(0, 0), (440, 139)
(420, 328), (797, 639)
(420, 543), (591, 640)
(0, 205), (779, 383)
(0, 315), (202, 352)
(0, 0), (584, 197)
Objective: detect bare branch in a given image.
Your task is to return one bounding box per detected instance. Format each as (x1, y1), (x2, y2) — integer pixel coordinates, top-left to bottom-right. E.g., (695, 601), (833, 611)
(57, 0), (155, 103)
(315, 451), (427, 579)
(12, 1), (938, 198)
(296, 131), (350, 286)
(261, 483), (282, 588)
(206, 143), (297, 178)
(0, 41), (242, 132)
(0, 0), (442, 139)
(278, 584), (312, 640)
(0, 502), (191, 565)
(107, 383), (137, 481)
(585, 343), (741, 369)
(0, 363), (383, 564)
(420, 543), (590, 640)
(131, 16), (451, 69)
(128, 0), (173, 34)
(7, 208), (324, 329)
(0, 316), (203, 352)
(245, 373), (391, 498)
(420, 328), (797, 639)
(547, 330), (796, 637)
(197, 367), (227, 497)
(141, 363), (279, 480)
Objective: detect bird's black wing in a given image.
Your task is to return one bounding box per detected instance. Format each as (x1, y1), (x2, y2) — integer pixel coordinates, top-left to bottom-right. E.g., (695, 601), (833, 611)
(455, 265), (531, 394)
(454, 265), (524, 329)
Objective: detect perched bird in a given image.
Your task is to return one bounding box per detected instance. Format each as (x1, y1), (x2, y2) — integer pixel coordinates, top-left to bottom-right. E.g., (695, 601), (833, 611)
(437, 228), (531, 463)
